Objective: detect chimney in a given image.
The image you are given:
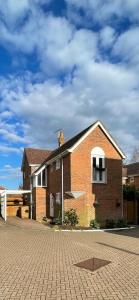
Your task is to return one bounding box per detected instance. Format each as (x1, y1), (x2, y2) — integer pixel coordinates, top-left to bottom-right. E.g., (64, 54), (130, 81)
(58, 130), (65, 147)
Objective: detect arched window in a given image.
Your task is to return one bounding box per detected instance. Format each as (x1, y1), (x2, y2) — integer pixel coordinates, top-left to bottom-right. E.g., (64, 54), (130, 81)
(91, 147), (106, 183)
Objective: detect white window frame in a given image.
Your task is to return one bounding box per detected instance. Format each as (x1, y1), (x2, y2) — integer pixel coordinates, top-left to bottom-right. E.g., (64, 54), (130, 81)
(34, 167), (47, 187)
(56, 192), (61, 204)
(56, 159), (60, 170)
(91, 147), (106, 184)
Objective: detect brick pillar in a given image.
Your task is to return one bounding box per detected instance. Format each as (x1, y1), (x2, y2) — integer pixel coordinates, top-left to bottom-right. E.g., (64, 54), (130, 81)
(32, 187), (47, 221)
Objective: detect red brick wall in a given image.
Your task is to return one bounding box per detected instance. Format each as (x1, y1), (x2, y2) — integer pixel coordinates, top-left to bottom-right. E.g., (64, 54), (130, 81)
(69, 126), (123, 226)
(23, 155), (31, 190)
(45, 125), (123, 226)
(46, 155), (71, 218)
(32, 187), (47, 221)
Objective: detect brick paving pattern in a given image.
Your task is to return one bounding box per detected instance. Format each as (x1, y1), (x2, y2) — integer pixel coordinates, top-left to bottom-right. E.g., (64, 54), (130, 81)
(0, 217), (139, 300)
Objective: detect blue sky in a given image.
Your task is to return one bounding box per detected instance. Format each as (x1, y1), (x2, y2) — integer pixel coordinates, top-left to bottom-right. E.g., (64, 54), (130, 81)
(0, 0), (139, 189)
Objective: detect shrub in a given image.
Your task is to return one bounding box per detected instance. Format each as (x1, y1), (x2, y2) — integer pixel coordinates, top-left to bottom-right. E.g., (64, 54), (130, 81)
(116, 218), (127, 228)
(54, 212), (62, 225)
(64, 209), (79, 226)
(90, 219), (100, 229)
(105, 219), (116, 228)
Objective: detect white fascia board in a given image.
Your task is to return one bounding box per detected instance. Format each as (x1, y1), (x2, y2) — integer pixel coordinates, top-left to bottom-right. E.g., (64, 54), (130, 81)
(68, 121), (126, 159)
(29, 164), (40, 167)
(45, 150), (69, 166)
(33, 164), (46, 176)
(1, 190), (31, 196)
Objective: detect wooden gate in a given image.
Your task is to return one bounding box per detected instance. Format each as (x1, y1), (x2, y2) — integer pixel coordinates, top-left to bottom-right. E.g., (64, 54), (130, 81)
(127, 200), (135, 224)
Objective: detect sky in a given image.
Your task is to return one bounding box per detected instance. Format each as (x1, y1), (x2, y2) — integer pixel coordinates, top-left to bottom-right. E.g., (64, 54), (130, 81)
(0, 0), (139, 189)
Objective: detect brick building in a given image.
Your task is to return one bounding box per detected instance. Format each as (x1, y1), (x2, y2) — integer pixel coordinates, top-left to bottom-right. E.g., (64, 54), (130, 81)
(22, 120), (125, 226)
(22, 148), (51, 190)
(122, 163), (139, 224)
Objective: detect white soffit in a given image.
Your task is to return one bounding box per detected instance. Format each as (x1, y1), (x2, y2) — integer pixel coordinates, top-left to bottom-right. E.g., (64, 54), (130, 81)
(33, 164), (46, 176)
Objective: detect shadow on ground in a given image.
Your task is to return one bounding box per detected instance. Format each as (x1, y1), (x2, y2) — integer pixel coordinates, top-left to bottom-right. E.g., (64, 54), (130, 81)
(97, 242), (139, 256)
(106, 227), (139, 238)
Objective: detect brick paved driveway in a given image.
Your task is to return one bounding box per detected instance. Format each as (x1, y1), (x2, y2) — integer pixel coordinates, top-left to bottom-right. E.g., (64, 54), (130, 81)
(0, 218), (139, 300)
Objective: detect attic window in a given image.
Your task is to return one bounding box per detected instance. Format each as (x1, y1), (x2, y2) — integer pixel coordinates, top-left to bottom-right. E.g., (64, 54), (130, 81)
(91, 147), (106, 184)
(56, 159), (60, 170)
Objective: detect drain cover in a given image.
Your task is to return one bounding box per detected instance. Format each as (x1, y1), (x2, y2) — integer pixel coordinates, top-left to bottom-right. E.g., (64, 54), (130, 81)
(75, 257), (111, 272)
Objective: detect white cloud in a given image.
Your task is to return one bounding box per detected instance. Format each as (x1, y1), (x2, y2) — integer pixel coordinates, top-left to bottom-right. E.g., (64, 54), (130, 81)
(0, 7), (98, 75)
(0, 0), (51, 28)
(66, 0), (139, 23)
(0, 145), (21, 154)
(1, 57), (139, 156)
(0, 128), (25, 143)
(113, 27), (139, 70)
(100, 26), (116, 48)
(0, 164), (21, 181)
(0, 0), (139, 163)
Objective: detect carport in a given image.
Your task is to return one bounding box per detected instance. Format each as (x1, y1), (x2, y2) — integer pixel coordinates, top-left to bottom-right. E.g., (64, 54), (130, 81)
(0, 190), (32, 221)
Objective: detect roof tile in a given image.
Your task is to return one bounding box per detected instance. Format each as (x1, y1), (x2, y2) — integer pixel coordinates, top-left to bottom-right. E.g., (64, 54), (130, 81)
(24, 148), (52, 165)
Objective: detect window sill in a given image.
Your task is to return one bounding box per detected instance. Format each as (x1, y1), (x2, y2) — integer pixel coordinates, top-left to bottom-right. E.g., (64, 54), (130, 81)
(92, 181), (107, 184)
(35, 185), (47, 188)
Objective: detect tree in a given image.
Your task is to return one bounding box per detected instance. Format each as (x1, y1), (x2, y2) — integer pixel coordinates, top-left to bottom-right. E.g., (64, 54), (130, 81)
(18, 183), (23, 190)
(130, 146), (139, 163)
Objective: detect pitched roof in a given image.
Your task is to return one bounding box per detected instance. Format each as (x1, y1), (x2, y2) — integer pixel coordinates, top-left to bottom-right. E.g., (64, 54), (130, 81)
(45, 123), (93, 162)
(34, 120), (125, 173)
(24, 148), (52, 165)
(126, 162), (139, 176)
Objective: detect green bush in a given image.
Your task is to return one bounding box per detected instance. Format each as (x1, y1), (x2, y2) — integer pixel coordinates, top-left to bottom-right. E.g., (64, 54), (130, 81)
(54, 212), (62, 225)
(116, 218), (127, 228)
(105, 219), (116, 228)
(64, 209), (79, 226)
(90, 219), (100, 229)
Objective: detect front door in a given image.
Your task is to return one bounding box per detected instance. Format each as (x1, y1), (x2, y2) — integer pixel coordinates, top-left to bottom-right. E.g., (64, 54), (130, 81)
(50, 193), (54, 217)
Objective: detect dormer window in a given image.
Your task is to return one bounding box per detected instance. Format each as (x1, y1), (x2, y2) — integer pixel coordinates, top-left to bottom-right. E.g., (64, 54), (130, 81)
(91, 147), (106, 183)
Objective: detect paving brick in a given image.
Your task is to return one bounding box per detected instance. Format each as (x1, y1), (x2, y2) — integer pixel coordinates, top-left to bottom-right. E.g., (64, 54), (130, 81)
(0, 219), (139, 299)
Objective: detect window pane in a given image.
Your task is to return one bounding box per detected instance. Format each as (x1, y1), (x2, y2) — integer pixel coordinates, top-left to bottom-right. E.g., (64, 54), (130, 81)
(99, 170), (103, 181)
(56, 159), (60, 170)
(99, 158), (103, 169)
(93, 169), (97, 181)
(93, 157), (97, 181)
(42, 169), (46, 186)
(93, 157), (96, 167)
(38, 173), (41, 186)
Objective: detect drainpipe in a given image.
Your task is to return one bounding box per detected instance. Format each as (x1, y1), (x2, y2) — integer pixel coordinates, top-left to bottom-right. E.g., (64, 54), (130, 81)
(30, 189), (33, 220)
(61, 157), (64, 224)
(30, 176), (33, 220)
(121, 184), (123, 218)
(121, 170), (124, 219)
(4, 191), (7, 222)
